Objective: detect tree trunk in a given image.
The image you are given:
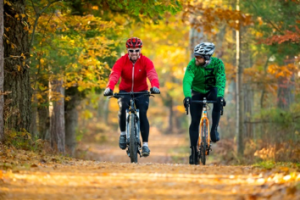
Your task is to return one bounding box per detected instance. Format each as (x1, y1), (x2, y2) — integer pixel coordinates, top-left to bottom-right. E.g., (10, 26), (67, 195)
(244, 84), (253, 138)
(65, 103), (77, 156)
(38, 104), (49, 140)
(65, 88), (80, 157)
(0, 0), (4, 141)
(167, 98), (173, 133)
(37, 76), (50, 140)
(49, 79), (65, 153)
(242, 27), (253, 139)
(277, 77), (293, 109)
(4, 0), (31, 132)
(30, 96), (38, 139)
(103, 98), (110, 124)
(260, 57), (270, 109)
(236, 0), (244, 156)
(215, 24), (226, 58)
(277, 57), (295, 110)
(189, 17), (207, 59)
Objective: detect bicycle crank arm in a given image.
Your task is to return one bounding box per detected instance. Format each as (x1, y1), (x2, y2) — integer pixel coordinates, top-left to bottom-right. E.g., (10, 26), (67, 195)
(137, 149), (142, 157)
(206, 144), (212, 155)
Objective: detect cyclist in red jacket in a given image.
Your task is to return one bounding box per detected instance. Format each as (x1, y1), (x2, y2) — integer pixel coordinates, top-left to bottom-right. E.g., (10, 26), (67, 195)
(103, 37), (160, 157)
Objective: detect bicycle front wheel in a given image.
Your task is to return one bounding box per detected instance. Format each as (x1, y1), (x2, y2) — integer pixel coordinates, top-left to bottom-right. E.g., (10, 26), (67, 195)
(200, 119), (207, 165)
(129, 113), (138, 163)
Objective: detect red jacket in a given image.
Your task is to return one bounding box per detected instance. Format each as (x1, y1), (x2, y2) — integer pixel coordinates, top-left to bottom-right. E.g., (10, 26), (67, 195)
(107, 54), (160, 92)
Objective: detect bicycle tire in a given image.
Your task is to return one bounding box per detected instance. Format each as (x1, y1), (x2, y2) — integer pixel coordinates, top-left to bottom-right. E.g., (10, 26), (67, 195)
(129, 113), (138, 163)
(201, 119), (207, 165)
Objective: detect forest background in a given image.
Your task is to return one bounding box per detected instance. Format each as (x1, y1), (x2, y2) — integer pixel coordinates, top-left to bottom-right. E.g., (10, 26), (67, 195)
(0, 0), (299, 165)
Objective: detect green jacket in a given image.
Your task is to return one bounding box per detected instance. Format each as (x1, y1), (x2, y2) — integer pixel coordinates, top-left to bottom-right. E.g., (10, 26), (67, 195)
(183, 57), (226, 98)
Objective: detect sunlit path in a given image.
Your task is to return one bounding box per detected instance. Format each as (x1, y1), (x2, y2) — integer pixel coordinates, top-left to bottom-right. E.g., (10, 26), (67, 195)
(77, 127), (189, 164)
(0, 129), (299, 200)
(1, 162), (299, 200)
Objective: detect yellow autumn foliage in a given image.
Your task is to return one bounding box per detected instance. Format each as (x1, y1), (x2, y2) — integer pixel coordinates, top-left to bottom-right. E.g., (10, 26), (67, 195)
(27, 1), (123, 105)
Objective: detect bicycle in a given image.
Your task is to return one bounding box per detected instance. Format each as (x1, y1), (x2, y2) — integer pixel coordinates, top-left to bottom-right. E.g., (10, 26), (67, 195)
(106, 90), (159, 163)
(186, 97), (224, 165)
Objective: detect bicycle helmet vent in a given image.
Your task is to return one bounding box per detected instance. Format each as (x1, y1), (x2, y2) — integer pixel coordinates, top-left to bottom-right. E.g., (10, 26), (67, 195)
(194, 42), (215, 57)
(126, 37), (143, 48)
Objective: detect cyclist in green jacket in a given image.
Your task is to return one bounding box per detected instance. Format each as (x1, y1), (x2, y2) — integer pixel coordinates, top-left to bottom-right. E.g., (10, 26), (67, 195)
(183, 42), (226, 165)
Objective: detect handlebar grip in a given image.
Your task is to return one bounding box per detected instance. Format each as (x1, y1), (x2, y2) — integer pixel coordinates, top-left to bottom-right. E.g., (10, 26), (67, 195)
(150, 88), (160, 94)
(104, 93), (112, 97)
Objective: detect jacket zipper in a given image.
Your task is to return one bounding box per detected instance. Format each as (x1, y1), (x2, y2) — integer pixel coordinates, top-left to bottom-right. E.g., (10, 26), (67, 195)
(131, 62), (135, 92)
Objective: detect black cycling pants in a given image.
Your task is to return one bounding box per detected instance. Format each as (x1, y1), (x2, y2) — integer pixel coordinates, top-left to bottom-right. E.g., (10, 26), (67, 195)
(189, 87), (221, 147)
(118, 91), (150, 142)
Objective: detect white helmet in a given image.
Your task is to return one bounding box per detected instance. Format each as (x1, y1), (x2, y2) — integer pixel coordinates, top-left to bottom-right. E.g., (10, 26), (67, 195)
(194, 42), (215, 57)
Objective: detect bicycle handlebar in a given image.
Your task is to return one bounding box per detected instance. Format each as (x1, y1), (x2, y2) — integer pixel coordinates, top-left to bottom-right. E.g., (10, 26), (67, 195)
(185, 100), (217, 115)
(115, 91), (150, 95)
(106, 91), (160, 100)
(190, 100), (217, 104)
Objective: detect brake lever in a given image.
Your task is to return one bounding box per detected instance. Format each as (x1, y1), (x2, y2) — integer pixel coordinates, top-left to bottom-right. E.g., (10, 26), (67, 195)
(185, 104), (189, 115)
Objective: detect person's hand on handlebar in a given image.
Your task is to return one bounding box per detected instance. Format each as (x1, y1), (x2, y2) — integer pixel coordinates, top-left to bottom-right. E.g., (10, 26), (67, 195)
(150, 87), (160, 94)
(103, 88), (113, 96)
(218, 97), (226, 115)
(217, 97), (226, 107)
(183, 97), (191, 114)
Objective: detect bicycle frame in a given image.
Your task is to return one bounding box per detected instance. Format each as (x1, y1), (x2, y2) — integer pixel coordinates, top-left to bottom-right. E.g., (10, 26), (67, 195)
(186, 97), (217, 164)
(107, 91), (155, 162)
(192, 98), (216, 150)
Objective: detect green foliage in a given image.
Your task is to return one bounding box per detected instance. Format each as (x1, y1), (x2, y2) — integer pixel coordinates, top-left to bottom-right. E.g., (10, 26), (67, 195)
(241, 0), (300, 58)
(26, 0), (181, 111)
(76, 128), (86, 142)
(253, 160), (276, 169)
(253, 161), (300, 170)
(4, 129), (34, 150)
(66, 0), (182, 19)
(255, 105), (300, 132)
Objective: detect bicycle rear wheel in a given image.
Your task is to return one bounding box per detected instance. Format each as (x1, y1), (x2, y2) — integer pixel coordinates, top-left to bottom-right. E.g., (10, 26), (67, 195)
(129, 113), (138, 163)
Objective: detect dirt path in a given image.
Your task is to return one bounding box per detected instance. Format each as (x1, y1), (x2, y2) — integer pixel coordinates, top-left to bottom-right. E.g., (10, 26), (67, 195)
(1, 161), (299, 199)
(0, 128), (299, 199)
(78, 127), (189, 164)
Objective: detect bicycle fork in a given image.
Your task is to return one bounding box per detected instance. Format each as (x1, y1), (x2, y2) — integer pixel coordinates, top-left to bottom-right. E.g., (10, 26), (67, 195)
(198, 109), (212, 155)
